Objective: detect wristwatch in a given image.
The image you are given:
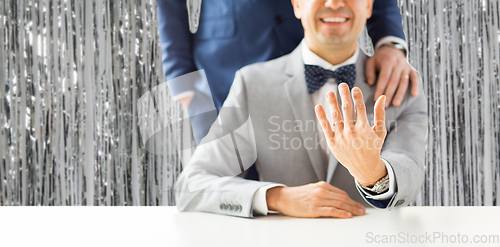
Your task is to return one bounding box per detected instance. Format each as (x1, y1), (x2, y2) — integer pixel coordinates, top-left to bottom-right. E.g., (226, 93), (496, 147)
(382, 42), (407, 57)
(360, 174), (390, 195)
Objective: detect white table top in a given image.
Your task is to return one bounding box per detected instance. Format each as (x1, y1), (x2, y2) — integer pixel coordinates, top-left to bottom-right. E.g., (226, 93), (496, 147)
(2, 206), (499, 247)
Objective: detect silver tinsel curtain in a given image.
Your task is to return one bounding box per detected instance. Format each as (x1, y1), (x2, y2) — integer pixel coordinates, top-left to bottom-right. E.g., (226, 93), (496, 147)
(0, 0), (499, 206)
(402, 0), (500, 206)
(0, 0), (183, 205)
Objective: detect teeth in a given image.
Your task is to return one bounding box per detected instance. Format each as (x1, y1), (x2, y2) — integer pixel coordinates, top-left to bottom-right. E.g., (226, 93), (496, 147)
(322, 17), (347, 23)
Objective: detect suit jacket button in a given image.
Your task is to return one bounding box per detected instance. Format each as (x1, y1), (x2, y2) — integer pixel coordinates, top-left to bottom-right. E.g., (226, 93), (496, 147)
(394, 199), (405, 207)
(275, 15), (284, 24)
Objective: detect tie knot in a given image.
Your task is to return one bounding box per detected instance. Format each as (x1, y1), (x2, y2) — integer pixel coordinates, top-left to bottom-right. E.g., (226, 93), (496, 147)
(305, 64), (356, 94)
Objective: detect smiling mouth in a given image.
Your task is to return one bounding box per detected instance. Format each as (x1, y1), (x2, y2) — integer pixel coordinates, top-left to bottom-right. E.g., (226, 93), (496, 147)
(320, 17), (349, 23)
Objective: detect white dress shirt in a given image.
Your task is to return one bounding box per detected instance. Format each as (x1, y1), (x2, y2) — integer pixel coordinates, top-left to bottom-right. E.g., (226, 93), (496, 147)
(252, 40), (397, 215)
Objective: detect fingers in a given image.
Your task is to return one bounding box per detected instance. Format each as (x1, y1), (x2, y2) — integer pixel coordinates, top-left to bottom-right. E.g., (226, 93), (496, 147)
(314, 105), (335, 141)
(316, 206), (353, 218)
(314, 182), (366, 215)
(338, 83), (354, 129)
(373, 95), (387, 138)
(317, 191), (366, 215)
(409, 69), (419, 96)
(351, 87), (368, 125)
(371, 45), (419, 107)
(326, 91), (342, 123)
(373, 64), (391, 103)
(383, 65), (404, 108)
(365, 57), (377, 86)
(319, 198), (366, 217)
(391, 70), (410, 107)
(326, 90), (344, 133)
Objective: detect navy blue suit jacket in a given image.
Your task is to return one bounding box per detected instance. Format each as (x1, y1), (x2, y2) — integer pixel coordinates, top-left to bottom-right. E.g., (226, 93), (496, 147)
(158, 0), (405, 143)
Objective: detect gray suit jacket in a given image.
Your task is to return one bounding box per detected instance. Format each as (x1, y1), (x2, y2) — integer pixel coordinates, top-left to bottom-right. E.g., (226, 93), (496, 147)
(175, 45), (427, 217)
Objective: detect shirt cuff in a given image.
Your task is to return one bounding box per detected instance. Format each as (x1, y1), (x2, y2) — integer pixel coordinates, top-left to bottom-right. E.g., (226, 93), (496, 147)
(374, 36), (408, 54)
(355, 158), (396, 200)
(172, 90), (195, 102)
(252, 184), (286, 215)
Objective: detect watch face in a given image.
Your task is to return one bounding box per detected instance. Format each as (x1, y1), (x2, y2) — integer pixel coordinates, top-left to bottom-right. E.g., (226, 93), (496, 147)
(374, 180), (390, 193)
(361, 174), (390, 194)
(371, 175), (390, 194)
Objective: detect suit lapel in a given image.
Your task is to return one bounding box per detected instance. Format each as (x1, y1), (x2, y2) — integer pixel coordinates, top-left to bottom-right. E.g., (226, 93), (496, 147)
(283, 46), (327, 181)
(354, 52), (377, 126)
(354, 52), (375, 106)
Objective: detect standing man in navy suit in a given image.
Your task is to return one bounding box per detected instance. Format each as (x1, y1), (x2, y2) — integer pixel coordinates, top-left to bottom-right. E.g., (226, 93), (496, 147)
(157, 0), (419, 144)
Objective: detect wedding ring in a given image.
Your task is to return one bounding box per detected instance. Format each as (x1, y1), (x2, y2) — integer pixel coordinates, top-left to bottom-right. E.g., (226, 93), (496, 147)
(403, 74), (410, 79)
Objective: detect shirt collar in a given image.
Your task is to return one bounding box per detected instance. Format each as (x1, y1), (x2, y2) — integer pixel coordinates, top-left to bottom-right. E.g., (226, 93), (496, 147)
(301, 39), (359, 71)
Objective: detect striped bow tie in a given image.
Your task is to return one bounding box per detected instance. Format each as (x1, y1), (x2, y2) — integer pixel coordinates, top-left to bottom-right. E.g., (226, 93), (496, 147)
(304, 64), (356, 94)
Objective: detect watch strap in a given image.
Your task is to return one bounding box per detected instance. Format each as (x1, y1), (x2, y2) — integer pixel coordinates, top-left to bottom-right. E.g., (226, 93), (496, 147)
(382, 42), (407, 57)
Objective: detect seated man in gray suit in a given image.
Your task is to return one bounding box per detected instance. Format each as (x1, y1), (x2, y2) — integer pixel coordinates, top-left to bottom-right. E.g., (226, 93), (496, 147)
(175, 0), (427, 218)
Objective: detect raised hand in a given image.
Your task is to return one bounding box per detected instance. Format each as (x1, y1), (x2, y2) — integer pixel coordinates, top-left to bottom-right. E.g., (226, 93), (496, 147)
(314, 83), (387, 187)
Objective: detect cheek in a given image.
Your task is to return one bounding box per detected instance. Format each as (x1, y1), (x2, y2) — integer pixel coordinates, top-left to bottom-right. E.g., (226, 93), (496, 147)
(304, 14), (317, 30)
(357, 5), (371, 21)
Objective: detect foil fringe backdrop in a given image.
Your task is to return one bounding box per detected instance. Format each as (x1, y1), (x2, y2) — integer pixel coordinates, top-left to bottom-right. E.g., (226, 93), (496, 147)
(0, 0), (499, 206)
(401, 0), (500, 206)
(0, 0), (184, 206)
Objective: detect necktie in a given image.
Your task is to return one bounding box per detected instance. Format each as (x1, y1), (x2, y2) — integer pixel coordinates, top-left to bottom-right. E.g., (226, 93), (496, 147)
(304, 64), (356, 94)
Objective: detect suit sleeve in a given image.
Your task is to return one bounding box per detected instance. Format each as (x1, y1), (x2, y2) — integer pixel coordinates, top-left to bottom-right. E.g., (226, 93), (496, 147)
(377, 78), (427, 209)
(157, 0), (197, 97)
(174, 70), (282, 217)
(366, 0), (406, 46)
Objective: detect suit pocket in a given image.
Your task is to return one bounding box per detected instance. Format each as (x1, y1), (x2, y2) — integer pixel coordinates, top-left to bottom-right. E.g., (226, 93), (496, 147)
(200, 0), (233, 18)
(197, 18), (235, 40)
(196, 0), (235, 40)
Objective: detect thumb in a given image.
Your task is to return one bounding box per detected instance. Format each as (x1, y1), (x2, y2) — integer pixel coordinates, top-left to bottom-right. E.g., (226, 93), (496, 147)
(373, 95), (387, 138)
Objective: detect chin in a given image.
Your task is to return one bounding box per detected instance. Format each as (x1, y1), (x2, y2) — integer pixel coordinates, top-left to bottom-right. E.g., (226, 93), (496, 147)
(318, 35), (349, 46)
